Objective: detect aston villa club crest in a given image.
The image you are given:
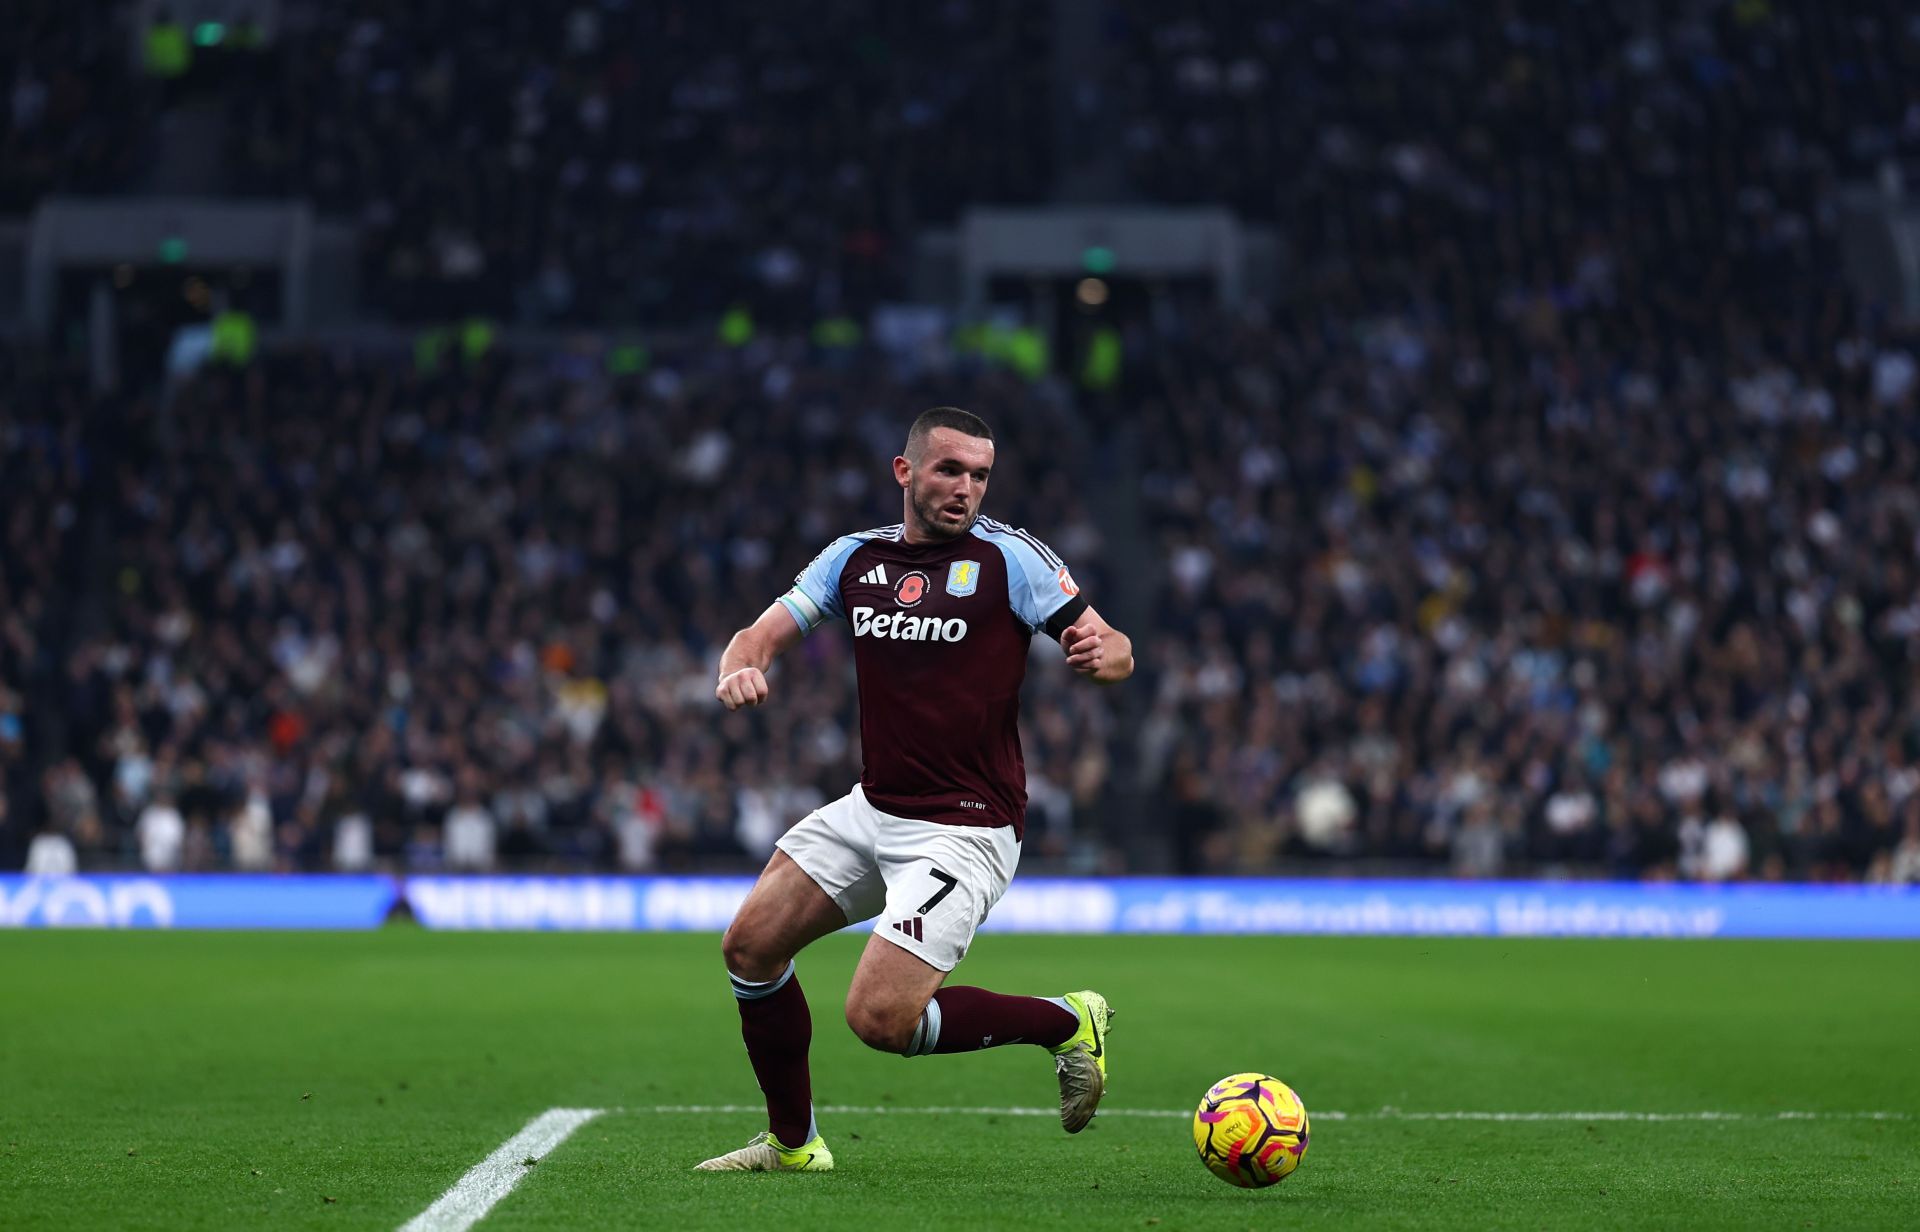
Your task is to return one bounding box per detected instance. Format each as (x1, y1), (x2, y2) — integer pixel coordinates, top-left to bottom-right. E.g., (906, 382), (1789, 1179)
(945, 560), (981, 597)
(893, 570), (931, 608)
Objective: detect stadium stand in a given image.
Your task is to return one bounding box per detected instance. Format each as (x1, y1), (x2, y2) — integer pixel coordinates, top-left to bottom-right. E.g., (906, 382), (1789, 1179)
(1113, 0), (1920, 882)
(2, 1), (154, 209)
(1114, 1), (1920, 235)
(3, 1), (1920, 887)
(224, 0), (1050, 322)
(1132, 295), (1920, 883)
(2, 342), (1113, 874)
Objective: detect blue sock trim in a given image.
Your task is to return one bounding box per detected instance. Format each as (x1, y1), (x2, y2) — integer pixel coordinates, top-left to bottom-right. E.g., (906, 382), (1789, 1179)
(728, 961), (796, 1001)
(1044, 995), (1074, 1015)
(905, 998), (942, 1057)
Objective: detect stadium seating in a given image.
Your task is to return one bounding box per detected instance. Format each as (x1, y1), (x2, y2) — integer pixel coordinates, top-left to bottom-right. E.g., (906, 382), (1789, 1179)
(1130, 293), (1920, 882)
(0, 343), (1114, 874)
(224, 0), (1050, 322)
(3, 1), (1920, 886)
(1114, 1), (1920, 233)
(2, 1), (155, 209)
(1107, 1), (1920, 882)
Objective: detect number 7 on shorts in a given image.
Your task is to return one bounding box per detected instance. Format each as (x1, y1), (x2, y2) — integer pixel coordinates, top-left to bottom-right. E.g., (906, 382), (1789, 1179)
(917, 868), (958, 914)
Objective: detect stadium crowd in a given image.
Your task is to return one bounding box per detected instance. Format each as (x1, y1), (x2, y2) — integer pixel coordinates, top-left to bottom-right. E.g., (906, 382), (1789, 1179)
(1114, 0), (1920, 231)
(0, 341), (1115, 876)
(225, 0), (1048, 323)
(5, 0), (1920, 886)
(12, 1), (1050, 318)
(1122, 0), (1920, 884)
(3, 0), (154, 210)
(1133, 295), (1920, 886)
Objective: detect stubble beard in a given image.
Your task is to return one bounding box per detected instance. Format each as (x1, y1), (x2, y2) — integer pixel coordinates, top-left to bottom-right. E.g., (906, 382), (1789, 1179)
(909, 479), (973, 541)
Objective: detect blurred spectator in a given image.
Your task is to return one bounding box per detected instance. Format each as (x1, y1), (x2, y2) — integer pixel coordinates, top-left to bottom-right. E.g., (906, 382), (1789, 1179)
(1700, 811), (1751, 883)
(1451, 802), (1505, 881)
(23, 812), (78, 876)
(136, 791), (185, 872)
(444, 793), (498, 873)
(24, 835), (77, 876)
(230, 781), (274, 872)
(1885, 806), (1920, 884)
(333, 810), (376, 872)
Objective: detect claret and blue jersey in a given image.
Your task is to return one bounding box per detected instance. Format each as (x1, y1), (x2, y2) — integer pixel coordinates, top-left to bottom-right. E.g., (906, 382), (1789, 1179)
(777, 517), (1089, 840)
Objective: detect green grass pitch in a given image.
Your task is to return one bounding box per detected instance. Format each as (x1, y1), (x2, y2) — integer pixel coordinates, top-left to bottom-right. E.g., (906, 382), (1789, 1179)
(1, 929), (1915, 1230)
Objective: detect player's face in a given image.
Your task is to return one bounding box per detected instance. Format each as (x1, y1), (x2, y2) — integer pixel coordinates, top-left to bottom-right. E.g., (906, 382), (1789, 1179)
(900, 428), (994, 541)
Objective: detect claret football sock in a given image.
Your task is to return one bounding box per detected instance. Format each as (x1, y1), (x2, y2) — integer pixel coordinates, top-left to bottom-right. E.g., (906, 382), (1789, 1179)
(907, 986), (1080, 1055)
(730, 961), (817, 1150)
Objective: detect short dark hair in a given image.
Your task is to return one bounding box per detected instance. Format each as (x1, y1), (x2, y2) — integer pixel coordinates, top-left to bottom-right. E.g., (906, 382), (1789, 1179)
(905, 407), (994, 461)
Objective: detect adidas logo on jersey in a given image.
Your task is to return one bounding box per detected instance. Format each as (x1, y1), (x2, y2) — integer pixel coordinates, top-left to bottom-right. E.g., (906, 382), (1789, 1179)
(858, 564), (890, 585)
(851, 606), (968, 643)
(889, 917), (925, 942)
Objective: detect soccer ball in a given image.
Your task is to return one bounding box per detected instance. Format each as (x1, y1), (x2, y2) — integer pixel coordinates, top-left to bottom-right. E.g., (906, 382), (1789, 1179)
(1192, 1072), (1310, 1188)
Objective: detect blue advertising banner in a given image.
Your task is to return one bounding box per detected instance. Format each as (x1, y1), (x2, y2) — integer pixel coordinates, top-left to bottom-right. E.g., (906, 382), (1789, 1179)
(399, 876), (1920, 939)
(983, 879), (1920, 940)
(3, 875), (1914, 936)
(404, 876), (743, 932)
(0, 875), (398, 929)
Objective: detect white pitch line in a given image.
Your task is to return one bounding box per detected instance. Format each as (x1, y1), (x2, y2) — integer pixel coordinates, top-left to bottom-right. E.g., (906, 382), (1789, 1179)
(630, 1104), (1909, 1123)
(399, 1107), (603, 1232)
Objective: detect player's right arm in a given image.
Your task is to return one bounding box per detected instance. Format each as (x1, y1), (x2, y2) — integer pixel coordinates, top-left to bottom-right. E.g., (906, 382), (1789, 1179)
(715, 603), (805, 711)
(716, 532), (864, 711)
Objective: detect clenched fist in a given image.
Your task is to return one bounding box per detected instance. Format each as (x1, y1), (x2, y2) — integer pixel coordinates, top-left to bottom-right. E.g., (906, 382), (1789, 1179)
(716, 666), (770, 711)
(1061, 623), (1105, 676)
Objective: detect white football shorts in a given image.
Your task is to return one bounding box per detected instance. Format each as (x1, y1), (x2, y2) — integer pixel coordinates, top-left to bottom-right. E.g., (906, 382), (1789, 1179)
(776, 783), (1020, 972)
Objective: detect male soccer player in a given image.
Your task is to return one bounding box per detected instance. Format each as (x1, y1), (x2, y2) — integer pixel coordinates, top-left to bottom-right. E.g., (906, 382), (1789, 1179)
(696, 407), (1134, 1172)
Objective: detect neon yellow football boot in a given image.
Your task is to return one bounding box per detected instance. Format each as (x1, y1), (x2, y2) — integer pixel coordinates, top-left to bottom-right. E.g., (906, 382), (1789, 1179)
(693, 1130), (834, 1172)
(1048, 990), (1114, 1133)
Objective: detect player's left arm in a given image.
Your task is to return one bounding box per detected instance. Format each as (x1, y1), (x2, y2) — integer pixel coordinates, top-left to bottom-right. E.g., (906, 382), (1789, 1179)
(1060, 605), (1134, 685)
(997, 526), (1135, 685)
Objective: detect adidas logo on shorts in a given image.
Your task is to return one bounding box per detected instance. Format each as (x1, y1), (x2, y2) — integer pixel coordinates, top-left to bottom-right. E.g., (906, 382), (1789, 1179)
(858, 564), (890, 585)
(889, 917), (925, 942)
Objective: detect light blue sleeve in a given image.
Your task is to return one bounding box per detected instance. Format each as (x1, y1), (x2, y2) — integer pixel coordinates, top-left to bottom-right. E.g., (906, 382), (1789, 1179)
(778, 535), (864, 634)
(984, 525), (1082, 634)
